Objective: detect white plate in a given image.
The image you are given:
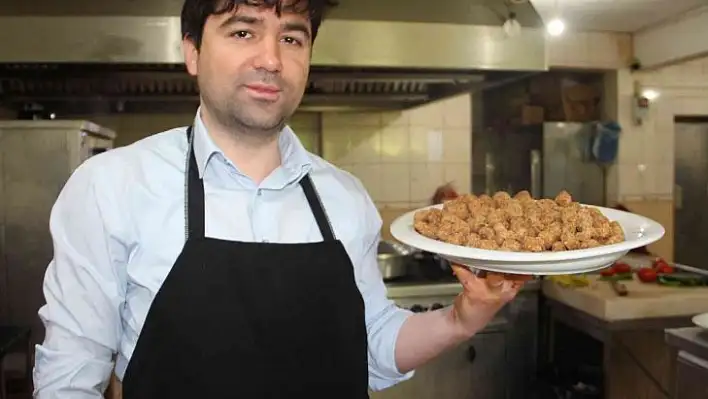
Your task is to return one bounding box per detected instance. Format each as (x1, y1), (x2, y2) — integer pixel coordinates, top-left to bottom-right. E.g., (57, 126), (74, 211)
(693, 313), (708, 329)
(389, 204), (665, 275)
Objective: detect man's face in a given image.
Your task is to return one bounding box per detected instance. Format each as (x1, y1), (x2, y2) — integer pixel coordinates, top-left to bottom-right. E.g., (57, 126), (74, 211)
(183, 2), (312, 134)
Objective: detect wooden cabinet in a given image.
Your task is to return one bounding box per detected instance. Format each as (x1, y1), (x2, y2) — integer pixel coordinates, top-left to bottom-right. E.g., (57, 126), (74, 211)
(666, 328), (708, 399)
(370, 332), (508, 399)
(674, 351), (708, 399)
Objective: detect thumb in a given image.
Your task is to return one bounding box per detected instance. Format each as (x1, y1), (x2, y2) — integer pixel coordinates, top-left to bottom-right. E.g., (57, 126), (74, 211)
(451, 264), (475, 287)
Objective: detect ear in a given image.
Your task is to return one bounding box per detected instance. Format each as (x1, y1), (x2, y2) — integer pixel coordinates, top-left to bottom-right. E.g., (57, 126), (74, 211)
(182, 37), (199, 76)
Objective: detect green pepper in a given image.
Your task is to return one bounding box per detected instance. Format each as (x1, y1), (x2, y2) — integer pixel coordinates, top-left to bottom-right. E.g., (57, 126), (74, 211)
(658, 276), (684, 286)
(599, 272), (633, 282)
(658, 273), (708, 287)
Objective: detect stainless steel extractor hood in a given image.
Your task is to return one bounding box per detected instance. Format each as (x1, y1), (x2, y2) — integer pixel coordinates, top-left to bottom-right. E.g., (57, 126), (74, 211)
(0, 0), (548, 113)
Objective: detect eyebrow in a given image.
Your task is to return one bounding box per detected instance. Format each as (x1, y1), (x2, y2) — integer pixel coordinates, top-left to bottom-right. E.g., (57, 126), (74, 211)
(219, 15), (260, 29)
(219, 14), (312, 40)
(282, 21), (311, 40)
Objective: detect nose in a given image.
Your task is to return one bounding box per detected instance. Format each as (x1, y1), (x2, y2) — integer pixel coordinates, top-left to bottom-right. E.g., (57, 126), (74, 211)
(253, 36), (283, 72)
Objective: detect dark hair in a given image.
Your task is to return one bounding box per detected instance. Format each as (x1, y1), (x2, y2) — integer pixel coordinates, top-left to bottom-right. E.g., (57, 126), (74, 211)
(181, 0), (334, 49)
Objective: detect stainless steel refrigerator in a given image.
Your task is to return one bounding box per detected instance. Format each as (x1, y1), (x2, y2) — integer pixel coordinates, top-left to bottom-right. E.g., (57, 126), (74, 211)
(674, 117), (708, 270)
(482, 122), (606, 206)
(0, 120), (115, 346)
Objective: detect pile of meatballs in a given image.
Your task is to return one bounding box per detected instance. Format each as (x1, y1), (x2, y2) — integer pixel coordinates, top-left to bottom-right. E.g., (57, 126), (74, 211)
(414, 190), (625, 252)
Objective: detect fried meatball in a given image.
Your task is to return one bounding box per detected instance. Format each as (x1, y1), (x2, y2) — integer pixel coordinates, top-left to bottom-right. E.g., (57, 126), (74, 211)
(467, 214), (487, 232)
(466, 233), (482, 248)
(551, 241), (566, 251)
(555, 190), (572, 207)
(493, 191), (512, 207)
(514, 190), (533, 202)
(501, 239), (522, 251)
(478, 226), (496, 240)
(522, 236), (545, 252)
(478, 239), (499, 250)
(503, 199), (524, 218)
(443, 199), (469, 220)
(580, 239), (601, 249)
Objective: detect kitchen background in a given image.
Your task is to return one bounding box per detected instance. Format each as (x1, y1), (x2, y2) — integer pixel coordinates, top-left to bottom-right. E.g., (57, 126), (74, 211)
(8, 30), (701, 260)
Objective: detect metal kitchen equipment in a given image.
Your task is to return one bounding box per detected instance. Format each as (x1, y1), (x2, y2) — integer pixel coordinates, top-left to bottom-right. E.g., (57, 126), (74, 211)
(0, 120), (115, 346)
(674, 117), (708, 271)
(485, 122), (607, 206)
(377, 240), (416, 279)
(0, 0), (548, 114)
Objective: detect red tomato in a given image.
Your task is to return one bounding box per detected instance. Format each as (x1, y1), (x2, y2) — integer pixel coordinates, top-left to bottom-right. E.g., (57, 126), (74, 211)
(600, 268), (616, 277)
(613, 262), (632, 274)
(637, 267), (658, 283)
(656, 264), (675, 274)
(651, 257), (674, 274)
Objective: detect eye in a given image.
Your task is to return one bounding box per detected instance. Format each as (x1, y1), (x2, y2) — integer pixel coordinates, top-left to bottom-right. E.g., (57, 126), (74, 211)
(231, 30), (253, 39)
(281, 36), (304, 46)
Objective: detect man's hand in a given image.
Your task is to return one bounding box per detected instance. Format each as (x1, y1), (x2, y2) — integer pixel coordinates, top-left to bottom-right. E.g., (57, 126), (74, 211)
(449, 264), (532, 338)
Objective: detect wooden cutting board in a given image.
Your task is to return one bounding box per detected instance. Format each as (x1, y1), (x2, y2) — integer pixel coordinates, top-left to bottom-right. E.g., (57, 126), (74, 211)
(542, 274), (708, 321)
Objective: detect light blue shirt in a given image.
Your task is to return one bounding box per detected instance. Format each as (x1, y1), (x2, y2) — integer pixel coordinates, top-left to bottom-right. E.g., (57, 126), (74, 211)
(33, 111), (414, 397)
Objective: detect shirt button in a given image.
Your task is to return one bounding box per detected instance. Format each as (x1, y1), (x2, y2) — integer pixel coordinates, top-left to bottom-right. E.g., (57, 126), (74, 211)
(257, 189), (263, 196)
(262, 239), (269, 243)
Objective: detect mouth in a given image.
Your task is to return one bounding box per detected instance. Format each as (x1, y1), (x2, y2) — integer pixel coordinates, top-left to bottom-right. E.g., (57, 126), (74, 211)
(244, 83), (282, 102)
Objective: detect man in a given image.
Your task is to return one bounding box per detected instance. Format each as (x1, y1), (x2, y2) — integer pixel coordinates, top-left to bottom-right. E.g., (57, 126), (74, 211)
(33, 0), (528, 397)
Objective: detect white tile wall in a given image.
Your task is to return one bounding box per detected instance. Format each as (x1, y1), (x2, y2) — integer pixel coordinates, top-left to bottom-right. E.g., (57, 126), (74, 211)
(322, 93), (472, 209)
(605, 57), (708, 201)
(609, 57), (708, 261)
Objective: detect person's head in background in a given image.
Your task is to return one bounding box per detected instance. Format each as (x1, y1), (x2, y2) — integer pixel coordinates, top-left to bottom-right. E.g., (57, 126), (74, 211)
(431, 183), (459, 205)
(180, 0), (333, 142)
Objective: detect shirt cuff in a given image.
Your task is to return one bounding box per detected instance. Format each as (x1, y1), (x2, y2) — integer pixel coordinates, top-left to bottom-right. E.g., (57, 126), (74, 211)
(368, 307), (415, 391)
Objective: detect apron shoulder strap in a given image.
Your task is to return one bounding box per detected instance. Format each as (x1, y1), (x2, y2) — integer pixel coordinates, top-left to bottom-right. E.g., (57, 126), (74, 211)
(300, 174), (336, 242)
(185, 126), (205, 240)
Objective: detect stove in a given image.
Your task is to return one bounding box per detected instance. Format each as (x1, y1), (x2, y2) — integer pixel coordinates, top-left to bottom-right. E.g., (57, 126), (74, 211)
(383, 252), (462, 312)
(385, 282), (462, 312)
(382, 251), (541, 313)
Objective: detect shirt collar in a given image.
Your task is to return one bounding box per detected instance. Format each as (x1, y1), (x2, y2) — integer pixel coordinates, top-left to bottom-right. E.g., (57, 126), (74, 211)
(191, 109), (312, 182)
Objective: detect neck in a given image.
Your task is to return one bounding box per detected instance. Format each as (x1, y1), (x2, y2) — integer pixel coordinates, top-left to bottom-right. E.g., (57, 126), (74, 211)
(199, 108), (282, 184)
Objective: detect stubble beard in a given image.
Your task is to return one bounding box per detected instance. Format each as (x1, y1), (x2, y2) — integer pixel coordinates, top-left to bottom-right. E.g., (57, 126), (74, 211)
(201, 88), (291, 145)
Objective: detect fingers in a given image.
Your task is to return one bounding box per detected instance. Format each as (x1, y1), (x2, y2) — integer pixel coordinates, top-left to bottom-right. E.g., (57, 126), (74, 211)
(451, 264), (526, 305)
(451, 264), (475, 287)
(485, 273), (506, 288)
(463, 274), (522, 300)
(505, 274), (534, 282)
(452, 264), (533, 282)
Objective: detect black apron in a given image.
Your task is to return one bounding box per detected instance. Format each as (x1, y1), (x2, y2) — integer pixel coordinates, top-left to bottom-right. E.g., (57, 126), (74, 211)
(122, 127), (369, 398)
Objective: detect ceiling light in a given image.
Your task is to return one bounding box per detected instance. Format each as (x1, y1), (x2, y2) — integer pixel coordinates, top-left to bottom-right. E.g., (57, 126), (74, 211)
(546, 18), (565, 36)
(503, 12), (521, 38)
(641, 89), (660, 101)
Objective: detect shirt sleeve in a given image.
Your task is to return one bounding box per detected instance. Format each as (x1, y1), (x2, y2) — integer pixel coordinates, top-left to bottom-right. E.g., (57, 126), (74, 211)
(353, 188), (415, 391)
(33, 159), (127, 398)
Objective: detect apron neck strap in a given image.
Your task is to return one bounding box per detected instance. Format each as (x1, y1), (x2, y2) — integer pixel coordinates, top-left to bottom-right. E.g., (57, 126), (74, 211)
(184, 126), (336, 242)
